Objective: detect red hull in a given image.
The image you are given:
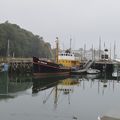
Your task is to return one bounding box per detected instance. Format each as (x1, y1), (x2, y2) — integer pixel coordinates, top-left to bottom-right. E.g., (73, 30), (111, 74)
(33, 57), (71, 78)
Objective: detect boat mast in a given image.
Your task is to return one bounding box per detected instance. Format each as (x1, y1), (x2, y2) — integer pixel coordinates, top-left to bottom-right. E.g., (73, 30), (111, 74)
(110, 43), (111, 60)
(84, 44), (86, 61)
(55, 37), (59, 63)
(92, 44), (93, 60)
(70, 38), (72, 52)
(114, 41), (116, 59)
(99, 36), (101, 60)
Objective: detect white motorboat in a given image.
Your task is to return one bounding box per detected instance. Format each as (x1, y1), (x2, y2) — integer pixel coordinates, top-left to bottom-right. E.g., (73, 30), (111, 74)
(112, 71), (120, 77)
(86, 73), (100, 79)
(87, 68), (100, 74)
(98, 110), (120, 120)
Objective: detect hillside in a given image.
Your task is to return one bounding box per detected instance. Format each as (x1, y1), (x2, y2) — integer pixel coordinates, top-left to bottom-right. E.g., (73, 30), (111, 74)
(0, 21), (53, 58)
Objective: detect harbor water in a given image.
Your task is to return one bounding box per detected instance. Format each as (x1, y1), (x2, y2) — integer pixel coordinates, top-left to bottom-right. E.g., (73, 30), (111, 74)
(0, 72), (120, 120)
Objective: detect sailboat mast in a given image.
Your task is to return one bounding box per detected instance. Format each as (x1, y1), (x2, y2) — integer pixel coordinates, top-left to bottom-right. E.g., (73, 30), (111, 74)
(114, 41), (116, 59)
(84, 44), (86, 61)
(99, 36), (101, 60)
(110, 43), (111, 60)
(70, 38), (72, 52)
(56, 37), (59, 63)
(92, 44), (93, 60)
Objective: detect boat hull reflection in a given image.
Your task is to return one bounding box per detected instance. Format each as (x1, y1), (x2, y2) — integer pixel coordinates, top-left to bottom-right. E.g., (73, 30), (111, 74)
(32, 76), (69, 93)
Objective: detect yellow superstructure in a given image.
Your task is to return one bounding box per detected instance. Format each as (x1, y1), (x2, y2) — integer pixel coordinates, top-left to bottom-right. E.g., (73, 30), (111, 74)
(60, 78), (79, 86)
(58, 50), (80, 68)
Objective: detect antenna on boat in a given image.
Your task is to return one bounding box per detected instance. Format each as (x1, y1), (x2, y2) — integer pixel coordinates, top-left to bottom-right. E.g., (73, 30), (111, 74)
(55, 37), (59, 63)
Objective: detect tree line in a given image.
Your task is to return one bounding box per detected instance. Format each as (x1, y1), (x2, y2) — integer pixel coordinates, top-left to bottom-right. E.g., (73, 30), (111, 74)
(0, 21), (53, 58)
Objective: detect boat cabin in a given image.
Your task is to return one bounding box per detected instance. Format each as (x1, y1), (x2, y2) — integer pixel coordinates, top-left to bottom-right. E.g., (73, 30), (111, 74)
(58, 50), (80, 68)
(101, 49), (109, 61)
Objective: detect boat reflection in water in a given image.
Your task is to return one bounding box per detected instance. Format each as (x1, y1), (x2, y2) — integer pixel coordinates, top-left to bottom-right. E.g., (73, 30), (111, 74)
(85, 73), (101, 80)
(0, 72), (32, 99)
(32, 76), (79, 108)
(0, 71), (120, 120)
(32, 77), (61, 93)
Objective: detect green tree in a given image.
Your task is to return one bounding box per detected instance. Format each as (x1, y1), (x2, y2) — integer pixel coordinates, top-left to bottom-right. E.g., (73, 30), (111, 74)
(0, 22), (53, 58)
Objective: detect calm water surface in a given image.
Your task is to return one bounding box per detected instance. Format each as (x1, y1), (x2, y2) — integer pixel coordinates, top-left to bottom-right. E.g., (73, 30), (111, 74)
(0, 72), (120, 120)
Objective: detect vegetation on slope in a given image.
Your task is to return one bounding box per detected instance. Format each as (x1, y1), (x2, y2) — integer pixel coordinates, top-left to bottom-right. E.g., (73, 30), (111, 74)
(0, 21), (53, 58)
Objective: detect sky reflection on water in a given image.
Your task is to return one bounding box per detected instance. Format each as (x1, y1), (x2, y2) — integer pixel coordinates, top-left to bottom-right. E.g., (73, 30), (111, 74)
(0, 72), (120, 120)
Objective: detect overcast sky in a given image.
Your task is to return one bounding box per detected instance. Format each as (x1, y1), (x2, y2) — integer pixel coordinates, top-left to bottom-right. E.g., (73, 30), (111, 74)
(0, 0), (120, 57)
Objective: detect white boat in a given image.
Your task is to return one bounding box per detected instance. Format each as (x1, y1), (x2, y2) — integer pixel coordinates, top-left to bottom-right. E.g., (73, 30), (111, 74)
(98, 116), (120, 120)
(86, 73), (100, 79)
(112, 71), (120, 77)
(87, 68), (100, 74)
(98, 110), (120, 120)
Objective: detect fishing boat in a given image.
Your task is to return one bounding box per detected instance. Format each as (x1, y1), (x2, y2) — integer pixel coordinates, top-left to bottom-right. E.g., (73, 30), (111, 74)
(33, 38), (71, 78)
(33, 57), (71, 78)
